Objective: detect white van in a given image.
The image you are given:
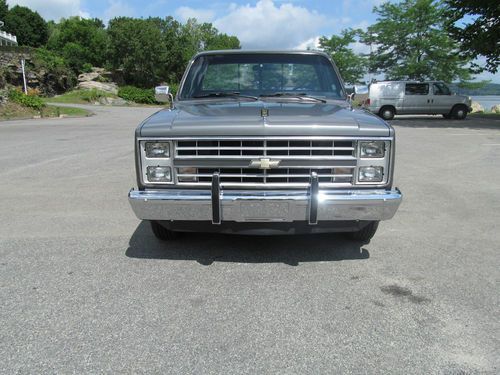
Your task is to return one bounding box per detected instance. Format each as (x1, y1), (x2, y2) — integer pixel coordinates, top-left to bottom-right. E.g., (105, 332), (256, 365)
(364, 81), (472, 120)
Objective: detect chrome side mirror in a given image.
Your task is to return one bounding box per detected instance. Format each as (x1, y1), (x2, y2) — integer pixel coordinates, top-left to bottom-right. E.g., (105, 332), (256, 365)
(155, 86), (172, 103)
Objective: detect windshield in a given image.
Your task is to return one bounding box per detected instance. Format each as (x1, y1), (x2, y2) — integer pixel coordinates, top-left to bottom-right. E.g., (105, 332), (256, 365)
(179, 53), (345, 100)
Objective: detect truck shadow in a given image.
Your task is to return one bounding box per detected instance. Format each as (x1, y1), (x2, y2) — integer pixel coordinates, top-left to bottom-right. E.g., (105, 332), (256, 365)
(125, 221), (370, 266)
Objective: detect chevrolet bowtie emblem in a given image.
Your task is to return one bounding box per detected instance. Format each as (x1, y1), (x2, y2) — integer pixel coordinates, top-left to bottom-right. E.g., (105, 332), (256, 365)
(249, 158), (281, 169)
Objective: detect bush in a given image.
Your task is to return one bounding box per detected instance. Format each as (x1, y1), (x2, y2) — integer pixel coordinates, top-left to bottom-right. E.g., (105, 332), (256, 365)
(79, 89), (107, 102)
(82, 63), (93, 73)
(8, 89), (46, 111)
(118, 86), (156, 104)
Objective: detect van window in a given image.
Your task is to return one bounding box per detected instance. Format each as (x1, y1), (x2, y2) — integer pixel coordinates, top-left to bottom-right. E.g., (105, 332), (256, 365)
(433, 82), (451, 95)
(405, 83), (429, 95)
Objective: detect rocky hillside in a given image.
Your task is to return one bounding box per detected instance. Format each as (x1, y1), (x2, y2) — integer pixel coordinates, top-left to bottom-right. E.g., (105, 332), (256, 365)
(0, 47), (75, 96)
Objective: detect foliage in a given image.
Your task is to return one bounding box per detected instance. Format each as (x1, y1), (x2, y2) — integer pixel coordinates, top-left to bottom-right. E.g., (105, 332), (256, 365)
(107, 17), (240, 88)
(0, 0), (7, 20)
(4, 5), (48, 47)
(319, 29), (366, 84)
(8, 89), (46, 111)
(79, 89), (109, 102)
(444, 0), (500, 74)
(361, 0), (471, 82)
(47, 17), (108, 73)
(118, 86), (157, 104)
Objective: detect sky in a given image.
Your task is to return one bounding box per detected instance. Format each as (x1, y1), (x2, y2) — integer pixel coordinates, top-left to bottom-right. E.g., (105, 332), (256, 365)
(5, 0), (499, 83)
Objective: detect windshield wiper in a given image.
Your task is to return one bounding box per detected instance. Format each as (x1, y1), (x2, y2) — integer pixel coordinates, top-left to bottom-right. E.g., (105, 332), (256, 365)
(260, 92), (326, 103)
(192, 92), (259, 100)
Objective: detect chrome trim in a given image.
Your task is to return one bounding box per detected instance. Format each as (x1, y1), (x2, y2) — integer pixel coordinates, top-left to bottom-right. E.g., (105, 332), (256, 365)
(129, 188), (402, 223)
(136, 136), (395, 189)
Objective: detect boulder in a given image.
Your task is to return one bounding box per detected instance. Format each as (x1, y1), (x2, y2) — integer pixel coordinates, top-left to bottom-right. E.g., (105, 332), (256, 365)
(470, 101), (484, 113)
(78, 81), (118, 95)
(490, 104), (500, 114)
(98, 96), (128, 106)
(77, 72), (100, 82)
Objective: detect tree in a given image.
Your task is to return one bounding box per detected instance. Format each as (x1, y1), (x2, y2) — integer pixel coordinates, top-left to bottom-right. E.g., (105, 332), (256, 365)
(4, 5), (48, 47)
(47, 17), (108, 72)
(319, 29), (366, 84)
(362, 0), (471, 82)
(0, 0), (8, 21)
(445, 0), (500, 73)
(107, 17), (168, 87)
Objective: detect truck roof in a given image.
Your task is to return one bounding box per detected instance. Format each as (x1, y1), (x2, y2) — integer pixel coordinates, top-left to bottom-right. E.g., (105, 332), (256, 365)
(193, 49), (331, 58)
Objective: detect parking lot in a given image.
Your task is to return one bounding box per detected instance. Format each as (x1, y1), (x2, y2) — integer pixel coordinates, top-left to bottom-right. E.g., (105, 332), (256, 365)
(1, 107), (499, 373)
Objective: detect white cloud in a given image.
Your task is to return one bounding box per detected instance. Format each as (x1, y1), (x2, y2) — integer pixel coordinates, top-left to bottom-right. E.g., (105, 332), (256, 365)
(175, 6), (216, 23)
(213, 0), (326, 50)
(294, 36), (320, 50)
(104, 0), (135, 23)
(7, 0), (89, 21)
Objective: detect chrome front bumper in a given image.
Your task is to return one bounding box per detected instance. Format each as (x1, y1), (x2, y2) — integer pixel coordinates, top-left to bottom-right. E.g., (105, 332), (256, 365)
(128, 185), (402, 224)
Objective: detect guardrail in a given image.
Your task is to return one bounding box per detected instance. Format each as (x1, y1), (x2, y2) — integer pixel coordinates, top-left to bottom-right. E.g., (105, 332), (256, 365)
(0, 30), (18, 46)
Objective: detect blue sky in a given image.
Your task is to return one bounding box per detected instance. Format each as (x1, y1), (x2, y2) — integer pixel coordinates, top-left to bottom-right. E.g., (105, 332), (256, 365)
(6, 0), (499, 83)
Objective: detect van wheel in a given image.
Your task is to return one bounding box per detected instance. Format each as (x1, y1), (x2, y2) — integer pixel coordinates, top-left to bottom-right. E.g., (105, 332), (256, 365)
(345, 221), (379, 242)
(379, 106), (395, 120)
(451, 105), (467, 120)
(150, 220), (179, 240)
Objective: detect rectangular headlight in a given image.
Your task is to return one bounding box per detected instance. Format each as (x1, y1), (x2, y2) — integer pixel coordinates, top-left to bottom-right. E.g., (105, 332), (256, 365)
(359, 166), (383, 182)
(359, 141), (385, 158)
(146, 166), (171, 182)
(145, 142), (170, 158)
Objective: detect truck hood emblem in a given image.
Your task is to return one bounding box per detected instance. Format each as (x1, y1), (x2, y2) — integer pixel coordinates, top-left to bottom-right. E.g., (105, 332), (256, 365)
(261, 108), (269, 117)
(249, 158), (281, 169)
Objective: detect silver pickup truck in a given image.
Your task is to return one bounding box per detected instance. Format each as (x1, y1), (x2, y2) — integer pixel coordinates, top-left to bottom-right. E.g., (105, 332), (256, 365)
(128, 50), (402, 242)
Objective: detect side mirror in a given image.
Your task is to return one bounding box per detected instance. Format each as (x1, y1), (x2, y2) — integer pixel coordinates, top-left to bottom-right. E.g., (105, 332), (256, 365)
(155, 86), (171, 103)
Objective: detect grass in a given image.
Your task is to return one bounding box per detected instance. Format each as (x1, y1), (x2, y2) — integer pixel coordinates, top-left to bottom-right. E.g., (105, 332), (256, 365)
(0, 102), (92, 121)
(44, 89), (117, 104)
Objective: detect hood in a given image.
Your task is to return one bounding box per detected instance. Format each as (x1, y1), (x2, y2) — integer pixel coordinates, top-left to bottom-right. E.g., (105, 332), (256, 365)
(139, 100), (390, 137)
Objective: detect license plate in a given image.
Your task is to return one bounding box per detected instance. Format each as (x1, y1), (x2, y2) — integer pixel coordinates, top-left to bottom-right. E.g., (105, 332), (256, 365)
(240, 201), (290, 221)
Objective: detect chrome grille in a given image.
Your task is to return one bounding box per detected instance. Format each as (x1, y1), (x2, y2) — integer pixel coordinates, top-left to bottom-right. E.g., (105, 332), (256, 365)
(176, 140), (355, 158)
(174, 138), (357, 187)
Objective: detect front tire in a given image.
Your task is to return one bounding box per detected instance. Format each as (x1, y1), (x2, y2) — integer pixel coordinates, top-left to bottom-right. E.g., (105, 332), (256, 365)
(451, 105), (468, 120)
(346, 221), (379, 242)
(379, 106), (395, 120)
(150, 221), (179, 240)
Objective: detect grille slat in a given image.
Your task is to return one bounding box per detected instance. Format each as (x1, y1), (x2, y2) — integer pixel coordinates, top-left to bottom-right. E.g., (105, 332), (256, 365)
(176, 139), (355, 159)
(175, 139), (356, 187)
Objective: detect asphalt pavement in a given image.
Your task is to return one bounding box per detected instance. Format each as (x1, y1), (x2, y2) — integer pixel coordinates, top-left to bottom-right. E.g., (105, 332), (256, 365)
(1, 107), (499, 374)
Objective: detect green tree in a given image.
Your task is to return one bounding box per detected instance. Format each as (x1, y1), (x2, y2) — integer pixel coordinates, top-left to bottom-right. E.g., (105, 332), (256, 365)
(362, 0), (471, 82)
(445, 0), (500, 73)
(4, 5), (48, 47)
(107, 17), (168, 87)
(319, 29), (366, 84)
(0, 0), (8, 21)
(47, 17), (108, 72)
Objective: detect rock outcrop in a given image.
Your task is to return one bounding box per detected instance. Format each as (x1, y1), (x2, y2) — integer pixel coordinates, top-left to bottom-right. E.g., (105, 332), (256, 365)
(490, 104), (500, 114)
(77, 68), (118, 94)
(470, 101), (484, 113)
(0, 49), (74, 95)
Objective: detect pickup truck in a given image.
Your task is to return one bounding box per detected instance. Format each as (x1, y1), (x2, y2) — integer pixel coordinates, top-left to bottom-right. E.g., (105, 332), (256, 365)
(128, 50), (402, 241)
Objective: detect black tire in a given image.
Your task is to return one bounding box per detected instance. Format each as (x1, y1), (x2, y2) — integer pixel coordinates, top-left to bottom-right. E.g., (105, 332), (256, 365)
(150, 220), (179, 240)
(442, 113), (451, 119)
(379, 106), (395, 120)
(451, 105), (468, 120)
(346, 221), (379, 242)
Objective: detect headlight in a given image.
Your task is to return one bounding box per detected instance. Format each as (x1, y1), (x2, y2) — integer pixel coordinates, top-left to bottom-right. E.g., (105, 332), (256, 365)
(359, 141), (385, 158)
(146, 166), (171, 182)
(145, 142), (170, 158)
(358, 166), (383, 182)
